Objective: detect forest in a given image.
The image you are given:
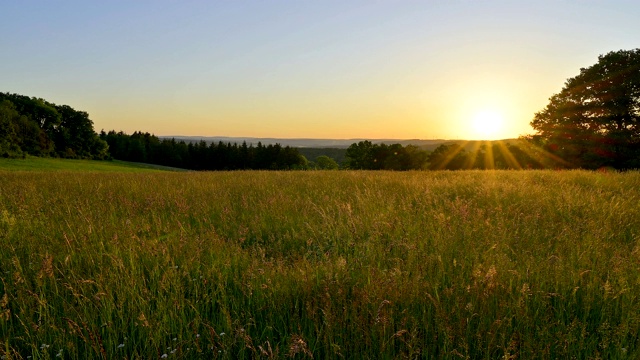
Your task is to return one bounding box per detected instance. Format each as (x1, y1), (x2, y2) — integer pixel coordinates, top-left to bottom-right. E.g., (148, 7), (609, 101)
(100, 131), (307, 170)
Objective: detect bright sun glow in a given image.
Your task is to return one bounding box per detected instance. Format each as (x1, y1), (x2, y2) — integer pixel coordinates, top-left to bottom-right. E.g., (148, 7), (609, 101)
(472, 110), (505, 139)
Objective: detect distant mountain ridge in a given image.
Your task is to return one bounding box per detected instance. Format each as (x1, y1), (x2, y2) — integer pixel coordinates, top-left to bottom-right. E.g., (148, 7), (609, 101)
(159, 136), (452, 149)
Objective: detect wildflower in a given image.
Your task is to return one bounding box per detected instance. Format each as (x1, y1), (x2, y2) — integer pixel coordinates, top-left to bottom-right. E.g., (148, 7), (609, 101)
(196, 334), (200, 338)
(170, 349), (177, 354)
(219, 332), (225, 336)
(161, 354), (168, 358)
(173, 338), (177, 341)
(117, 343), (125, 348)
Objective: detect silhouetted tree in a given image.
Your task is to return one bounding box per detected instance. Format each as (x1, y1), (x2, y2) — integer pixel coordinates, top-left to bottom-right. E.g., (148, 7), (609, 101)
(345, 141), (374, 169)
(530, 49), (640, 169)
(404, 145), (428, 170)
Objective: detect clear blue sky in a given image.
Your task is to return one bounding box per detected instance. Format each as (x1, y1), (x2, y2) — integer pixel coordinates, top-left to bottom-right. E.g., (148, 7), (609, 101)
(1, 1), (638, 139)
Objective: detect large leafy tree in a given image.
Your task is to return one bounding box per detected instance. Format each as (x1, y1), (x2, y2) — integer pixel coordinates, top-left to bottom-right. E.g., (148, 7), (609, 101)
(0, 93), (108, 159)
(54, 104), (108, 158)
(314, 155), (339, 170)
(530, 49), (640, 169)
(345, 140), (374, 169)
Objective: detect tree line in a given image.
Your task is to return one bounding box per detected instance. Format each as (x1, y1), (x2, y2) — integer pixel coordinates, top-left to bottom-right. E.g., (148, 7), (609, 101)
(424, 141), (557, 170)
(343, 140), (554, 170)
(344, 141), (428, 170)
(98, 135), (555, 171)
(100, 131), (307, 170)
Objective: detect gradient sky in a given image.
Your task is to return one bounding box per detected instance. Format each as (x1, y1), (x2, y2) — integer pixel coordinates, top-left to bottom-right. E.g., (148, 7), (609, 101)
(1, 1), (639, 140)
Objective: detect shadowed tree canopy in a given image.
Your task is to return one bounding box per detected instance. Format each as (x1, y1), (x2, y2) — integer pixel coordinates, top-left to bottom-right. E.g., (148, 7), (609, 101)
(0, 92), (109, 159)
(100, 131), (308, 170)
(345, 141), (428, 170)
(314, 155), (339, 170)
(0, 100), (25, 157)
(427, 141), (548, 170)
(529, 49), (640, 169)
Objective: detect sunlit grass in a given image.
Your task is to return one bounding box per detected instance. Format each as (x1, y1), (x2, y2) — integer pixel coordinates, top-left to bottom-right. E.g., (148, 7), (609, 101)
(1, 170), (639, 358)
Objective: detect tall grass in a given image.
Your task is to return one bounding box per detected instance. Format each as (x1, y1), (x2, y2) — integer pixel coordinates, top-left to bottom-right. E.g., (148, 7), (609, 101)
(1, 170), (639, 359)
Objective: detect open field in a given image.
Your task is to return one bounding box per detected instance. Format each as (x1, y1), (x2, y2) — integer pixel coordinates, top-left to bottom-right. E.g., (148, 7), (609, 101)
(0, 157), (185, 172)
(1, 170), (639, 359)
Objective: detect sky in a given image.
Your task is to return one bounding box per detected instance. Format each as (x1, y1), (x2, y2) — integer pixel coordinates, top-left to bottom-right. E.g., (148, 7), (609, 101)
(1, 1), (639, 140)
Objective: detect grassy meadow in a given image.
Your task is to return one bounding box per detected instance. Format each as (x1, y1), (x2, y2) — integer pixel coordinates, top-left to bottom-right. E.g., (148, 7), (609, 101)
(1, 170), (640, 359)
(0, 157), (185, 172)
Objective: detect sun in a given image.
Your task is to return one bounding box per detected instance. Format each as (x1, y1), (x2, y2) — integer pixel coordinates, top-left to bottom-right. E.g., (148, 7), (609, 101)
(472, 110), (505, 139)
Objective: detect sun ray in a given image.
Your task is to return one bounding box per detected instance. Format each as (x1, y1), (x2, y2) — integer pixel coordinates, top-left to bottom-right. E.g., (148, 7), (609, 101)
(495, 141), (523, 169)
(515, 140), (573, 168)
(432, 142), (467, 170)
(483, 141), (495, 169)
(463, 141), (483, 169)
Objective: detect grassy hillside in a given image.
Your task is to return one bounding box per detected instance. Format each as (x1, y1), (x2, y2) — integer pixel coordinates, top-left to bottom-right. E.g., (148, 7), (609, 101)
(0, 156), (185, 172)
(1, 171), (639, 358)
